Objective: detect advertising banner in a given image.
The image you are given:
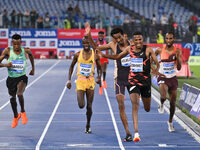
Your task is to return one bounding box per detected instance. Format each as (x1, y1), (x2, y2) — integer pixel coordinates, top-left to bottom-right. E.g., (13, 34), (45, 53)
(190, 94), (200, 119)
(0, 29), (9, 39)
(58, 39), (82, 48)
(0, 39), (8, 48)
(57, 29), (105, 39)
(182, 43), (200, 56)
(188, 56), (200, 66)
(179, 83), (200, 111)
(57, 48), (81, 59)
(8, 38), (57, 49)
(9, 29), (57, 38)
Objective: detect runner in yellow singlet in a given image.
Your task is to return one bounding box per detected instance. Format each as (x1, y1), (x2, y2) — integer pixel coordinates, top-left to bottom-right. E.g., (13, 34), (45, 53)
(66, 36), (102, 133)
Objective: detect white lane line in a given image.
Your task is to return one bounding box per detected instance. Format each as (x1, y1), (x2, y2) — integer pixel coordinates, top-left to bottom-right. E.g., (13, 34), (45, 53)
(35, 64), (77, 150)
(0, 60), (60, 111)
(152, 89), (200, 143)
(0, 60), (42, 83)
(103, 88), (125, 150)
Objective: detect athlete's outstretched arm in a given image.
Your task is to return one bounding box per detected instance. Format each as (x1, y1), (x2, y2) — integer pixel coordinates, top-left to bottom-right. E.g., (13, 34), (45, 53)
(97, 45), (129, 60)
(85, 22), (112, 51)
(66, 52), (79, 89)
(85, 22), (98, 50)
(25, 48), (35, 75)
(0, 48), (12, 68)
(95, 54), (102, 85)
(176, 48), (182, 71)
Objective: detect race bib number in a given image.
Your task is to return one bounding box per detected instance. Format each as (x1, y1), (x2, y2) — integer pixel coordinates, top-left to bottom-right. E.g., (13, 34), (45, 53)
(79, 63), (92, 76)
(163, 62), (175, 74)
(11, 60), (24, 73)
(121, 54), (130, 67)
(131, 58), (143, 72)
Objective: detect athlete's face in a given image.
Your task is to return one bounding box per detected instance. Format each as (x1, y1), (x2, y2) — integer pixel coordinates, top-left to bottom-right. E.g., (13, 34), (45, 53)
(124, 34), (128, 41)
(98, 33), (104, 41)
(12, 39), (21, 51)
(112, 33), (124, 45)
(82, 38), (90, 51)
(132, 35), (143, 49)
(165, 33), (175, 47)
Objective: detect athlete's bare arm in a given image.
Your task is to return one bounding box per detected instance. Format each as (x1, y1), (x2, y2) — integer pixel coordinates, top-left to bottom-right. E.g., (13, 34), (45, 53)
(0, 48), (12, 68)
(175, 48), (182, 71)
(97, 45), (129, 60)
(66, 52), (79, 89)
(155, 47), (162, 56)
(25, 48), (35, 75)
(95, 54), (102, 85)
(147, 46), (159, 77)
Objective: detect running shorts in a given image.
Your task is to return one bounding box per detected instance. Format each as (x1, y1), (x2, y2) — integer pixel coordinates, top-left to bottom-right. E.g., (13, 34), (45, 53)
(157, 76), (178, 91)
(76, 76), (95, 91)
(6, 75), (28, 93)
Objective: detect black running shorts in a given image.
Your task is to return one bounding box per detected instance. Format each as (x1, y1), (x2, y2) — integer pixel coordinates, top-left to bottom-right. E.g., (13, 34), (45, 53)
(6, 75), (28, 93)
(127, 84), (151, 98)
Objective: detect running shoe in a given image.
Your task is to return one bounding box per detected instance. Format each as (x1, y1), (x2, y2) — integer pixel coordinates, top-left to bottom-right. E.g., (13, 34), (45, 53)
(11, 113), (21, 128)
(158, 103), (164, 114)
(167, 121), (175, 132)
(99, 86), (103, 95)
(85, 127), (92, 134)
(21, 112), (28, 125)
(133, 132), (141, 142)
(122, 134), (132, 142)
(102, 80), (107, 88)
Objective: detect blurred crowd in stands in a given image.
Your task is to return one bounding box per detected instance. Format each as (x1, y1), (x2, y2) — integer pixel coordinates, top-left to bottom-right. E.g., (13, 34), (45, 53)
(0, 3), (199, 43)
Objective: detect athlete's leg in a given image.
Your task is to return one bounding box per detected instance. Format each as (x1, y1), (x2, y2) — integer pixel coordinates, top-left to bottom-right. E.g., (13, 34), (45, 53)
(158, 83), (168, 113)
(102, 62), (107, 88)
(168, 90), (177, 123)
(159, 83), (168, 104)
(116, 94), (131, 135)
(77, 90), (86, 109)
(85, 89), (94, 132)
(16, 81), (26, 113)
(102, 62), (107, 81)
(8, 90), (18, 118)
(129, 93), (140, 133)
(141, 97), (151, 112)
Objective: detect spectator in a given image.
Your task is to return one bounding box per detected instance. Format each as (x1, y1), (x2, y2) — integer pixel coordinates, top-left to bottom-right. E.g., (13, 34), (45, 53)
(24, 9), (30, 28)
(168, 13), (174, 32)
(74, 4), (81, 16)
(64, 17), (71, 29)
(67, 4), (74, 17)
(0, 11), (3, 27)
(188, 16), (197, 36)
(112, 16), (122, 27)
(152, 14), (157, 25)
(103, 17), (110, 35)
(16, 10), (23, 28)
(151, 14), (157, 35)
(52, 13), (59, 29)
(44, 12), (51, 29)
(140, 16), (147, 38)
(3, 9), (8, 28)
(37, 16), (43, 29)
(197, 26), (200, 42)
(156, 30), (164, 44)
(160, 13), (168, 33)
(30, 9), (37, 29)
(10, 10), (16, 28)
(160, 13), (168, 25)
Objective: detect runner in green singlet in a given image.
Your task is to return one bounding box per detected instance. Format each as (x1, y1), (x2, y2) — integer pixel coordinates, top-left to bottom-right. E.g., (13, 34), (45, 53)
(0, 34), (35, 128)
